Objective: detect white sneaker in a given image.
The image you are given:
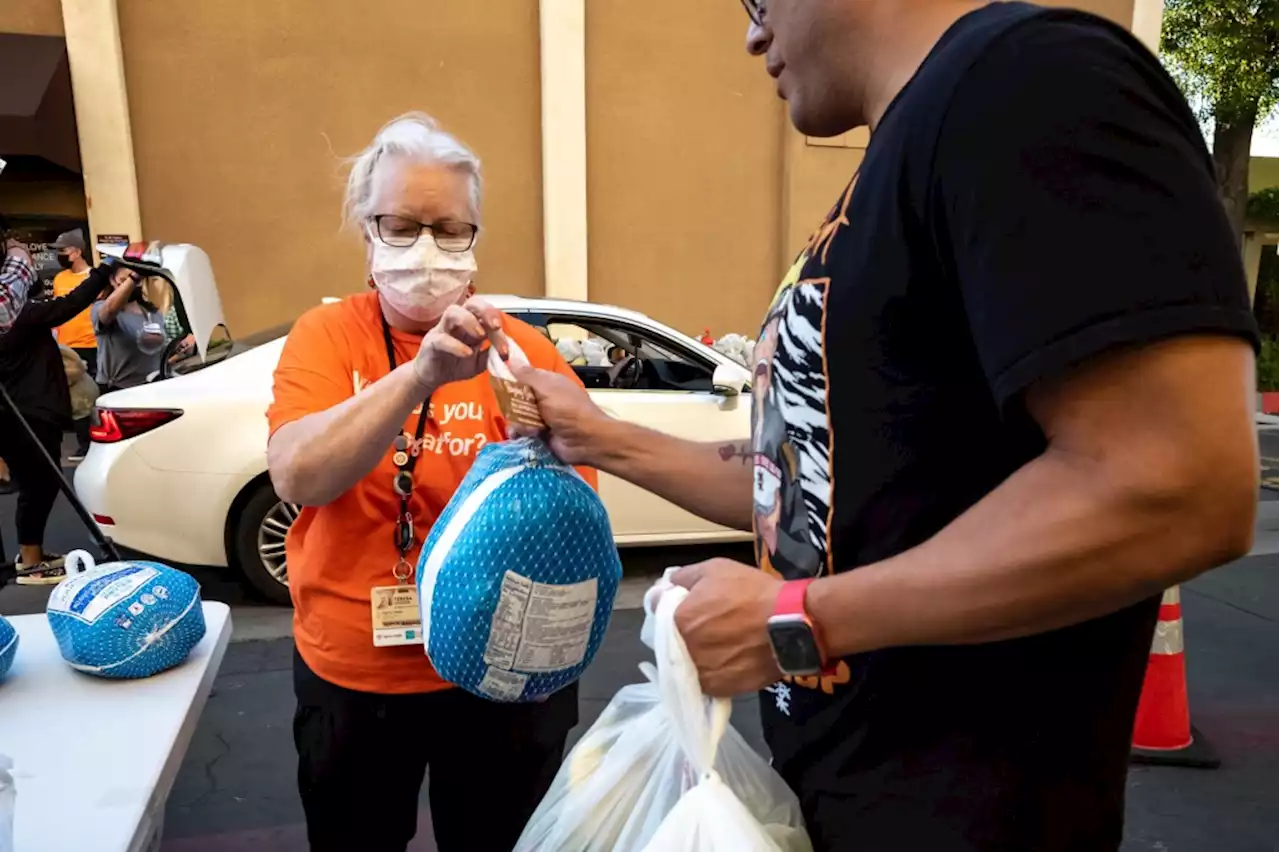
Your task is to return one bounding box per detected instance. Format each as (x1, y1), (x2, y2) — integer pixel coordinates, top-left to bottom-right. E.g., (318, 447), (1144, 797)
(15, 554), (67, 585)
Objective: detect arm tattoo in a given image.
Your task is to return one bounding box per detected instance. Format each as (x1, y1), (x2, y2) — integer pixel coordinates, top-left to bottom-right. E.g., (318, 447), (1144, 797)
(717, 442), (752, 465)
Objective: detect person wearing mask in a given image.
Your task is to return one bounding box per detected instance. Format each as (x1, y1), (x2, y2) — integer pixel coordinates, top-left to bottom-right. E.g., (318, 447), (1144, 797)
(0, 215), (33, 335)
(511, 2), (1260, 850)
(91, 262), (166, 392)
(266, 112), (593, 852)
(0, 260), (112, 583)
(50, 229), (97, 460)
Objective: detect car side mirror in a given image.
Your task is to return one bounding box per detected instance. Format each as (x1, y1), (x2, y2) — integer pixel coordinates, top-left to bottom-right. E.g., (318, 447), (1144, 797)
(712, 364), (744, 397)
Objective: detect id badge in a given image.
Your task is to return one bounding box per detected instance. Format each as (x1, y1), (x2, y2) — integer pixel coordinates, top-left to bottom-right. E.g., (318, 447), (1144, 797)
(370, 584), (424, 647)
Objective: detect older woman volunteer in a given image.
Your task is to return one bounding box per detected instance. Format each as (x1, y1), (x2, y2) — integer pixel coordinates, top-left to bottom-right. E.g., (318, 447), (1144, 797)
(266, 112), (593, 852)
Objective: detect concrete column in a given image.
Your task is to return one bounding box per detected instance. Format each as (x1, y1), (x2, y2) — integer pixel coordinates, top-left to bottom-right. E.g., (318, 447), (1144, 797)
(59, 0), (143, 253)
(538, 0), (588, 301)
(1129, 0), (1166, 54)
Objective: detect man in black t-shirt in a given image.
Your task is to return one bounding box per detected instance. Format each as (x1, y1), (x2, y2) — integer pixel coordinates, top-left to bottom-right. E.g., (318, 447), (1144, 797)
(516, 1), (1261, 849)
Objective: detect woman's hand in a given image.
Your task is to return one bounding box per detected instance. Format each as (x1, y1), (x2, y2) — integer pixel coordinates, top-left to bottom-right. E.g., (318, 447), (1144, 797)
(110, 266), (138, 290)
(412, 296), (510, 391)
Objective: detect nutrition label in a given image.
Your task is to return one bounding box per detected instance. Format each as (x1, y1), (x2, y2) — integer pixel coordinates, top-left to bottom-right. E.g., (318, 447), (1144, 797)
(484, 571), (598, 673)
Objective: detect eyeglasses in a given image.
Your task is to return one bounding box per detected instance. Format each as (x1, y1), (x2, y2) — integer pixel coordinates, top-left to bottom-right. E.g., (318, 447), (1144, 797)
(740, 0), (765, 26)
(372, 214), (478, 253)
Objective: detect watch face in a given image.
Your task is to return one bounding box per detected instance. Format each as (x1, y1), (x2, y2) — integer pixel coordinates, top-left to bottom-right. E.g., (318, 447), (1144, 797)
(767, 618), (823, 676)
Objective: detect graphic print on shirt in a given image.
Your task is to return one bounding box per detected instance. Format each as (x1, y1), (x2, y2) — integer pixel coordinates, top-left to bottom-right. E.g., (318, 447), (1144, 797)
(752, 177), (858, 582)
(353, 369), (494, 459)
(754, 177), (857, 709)
(752, 271), (828, 582)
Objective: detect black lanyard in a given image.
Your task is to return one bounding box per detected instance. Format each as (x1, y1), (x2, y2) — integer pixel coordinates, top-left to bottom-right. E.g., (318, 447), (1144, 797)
(381, 314), (432, 576)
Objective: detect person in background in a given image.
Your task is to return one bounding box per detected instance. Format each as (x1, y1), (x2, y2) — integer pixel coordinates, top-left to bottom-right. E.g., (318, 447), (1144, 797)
(0, 260), (111, 583)
(51, 229), (97, 460)
(513, 1), (1260, 850)
(266, 112), (594, 852)
(0, 214), (32, 335)
(161, 296), (196, 363)
(92, 265), (165, 392)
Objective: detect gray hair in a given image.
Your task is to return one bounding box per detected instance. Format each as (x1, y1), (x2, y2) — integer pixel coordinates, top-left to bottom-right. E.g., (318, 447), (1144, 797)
(342, 111), (482, 229)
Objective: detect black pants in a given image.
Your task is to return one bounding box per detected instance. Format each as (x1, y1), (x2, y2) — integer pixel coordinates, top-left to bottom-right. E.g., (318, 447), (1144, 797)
(0, 412), (62, 547)
(293, 650), (575, 852)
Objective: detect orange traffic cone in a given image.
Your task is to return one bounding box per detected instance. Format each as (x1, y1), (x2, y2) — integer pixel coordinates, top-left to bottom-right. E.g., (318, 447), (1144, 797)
(1130, 586), (1218, 767)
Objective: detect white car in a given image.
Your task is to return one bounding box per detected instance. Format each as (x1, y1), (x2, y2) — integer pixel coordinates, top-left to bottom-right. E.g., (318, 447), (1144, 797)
(75, 275), (752, 605)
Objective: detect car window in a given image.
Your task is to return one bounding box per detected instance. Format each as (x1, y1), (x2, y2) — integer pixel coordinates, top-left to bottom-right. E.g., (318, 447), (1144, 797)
(166, 323), (235, 377)
(512, 311), (714, 393)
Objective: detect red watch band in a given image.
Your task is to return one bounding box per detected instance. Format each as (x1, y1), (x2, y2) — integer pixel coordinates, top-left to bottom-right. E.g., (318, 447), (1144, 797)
(774, 579), (837, 674)
(774, 577), (814, 617)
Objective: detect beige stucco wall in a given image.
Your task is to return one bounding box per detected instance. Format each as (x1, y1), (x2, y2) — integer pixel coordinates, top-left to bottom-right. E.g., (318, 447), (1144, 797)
(9, 0), (1159, 339)
(585, 0), (786, 339)
(114, 0), (544, 337)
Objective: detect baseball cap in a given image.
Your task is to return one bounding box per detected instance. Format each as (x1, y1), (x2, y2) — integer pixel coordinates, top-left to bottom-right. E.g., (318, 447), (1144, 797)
(52, 229), (86, 252)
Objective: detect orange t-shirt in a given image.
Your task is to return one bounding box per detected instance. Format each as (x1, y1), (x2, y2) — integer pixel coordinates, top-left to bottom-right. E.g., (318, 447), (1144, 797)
(52, 269), (97, 349)
(266, 292), (598, 695)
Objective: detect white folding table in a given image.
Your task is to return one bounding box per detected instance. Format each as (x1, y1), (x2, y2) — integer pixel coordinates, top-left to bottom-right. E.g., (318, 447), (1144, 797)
(0, 601), (232, 851)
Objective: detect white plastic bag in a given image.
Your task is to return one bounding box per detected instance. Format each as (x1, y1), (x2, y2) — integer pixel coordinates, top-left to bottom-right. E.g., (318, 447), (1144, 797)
(515, 573), (812, 852)
(555, 337), (585, 365)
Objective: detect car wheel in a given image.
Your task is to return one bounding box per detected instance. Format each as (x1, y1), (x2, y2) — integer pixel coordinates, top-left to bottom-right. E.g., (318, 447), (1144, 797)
(231, 483), (298, 606)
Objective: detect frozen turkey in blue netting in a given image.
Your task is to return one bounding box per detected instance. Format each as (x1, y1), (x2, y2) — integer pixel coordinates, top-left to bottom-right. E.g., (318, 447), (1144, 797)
(46, 551), (206, 679)
(0, 614), (16, 680)
(418, 437), (622, 702)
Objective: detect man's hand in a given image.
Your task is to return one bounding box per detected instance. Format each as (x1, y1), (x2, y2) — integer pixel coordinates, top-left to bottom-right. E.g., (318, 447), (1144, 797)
(511, 365), (612, 465)
(669, 558), (784, 697)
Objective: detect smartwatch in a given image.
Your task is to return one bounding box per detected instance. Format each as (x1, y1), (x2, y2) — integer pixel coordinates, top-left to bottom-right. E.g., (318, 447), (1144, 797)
(766, 579), (830, 677)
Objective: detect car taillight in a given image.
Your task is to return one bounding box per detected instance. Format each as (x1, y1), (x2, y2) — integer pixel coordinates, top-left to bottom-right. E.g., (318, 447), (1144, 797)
(89, 407), (183, 443)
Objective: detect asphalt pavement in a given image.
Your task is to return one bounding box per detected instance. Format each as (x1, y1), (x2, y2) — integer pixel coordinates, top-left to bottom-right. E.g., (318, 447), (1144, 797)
(0, 428), (1275, 851)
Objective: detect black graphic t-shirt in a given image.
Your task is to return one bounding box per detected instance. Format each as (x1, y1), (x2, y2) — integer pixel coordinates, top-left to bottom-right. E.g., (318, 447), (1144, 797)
(751, 4), (1259, 850)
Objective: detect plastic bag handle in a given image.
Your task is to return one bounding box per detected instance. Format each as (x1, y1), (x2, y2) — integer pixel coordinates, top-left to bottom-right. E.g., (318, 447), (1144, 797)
(64, 550), (97, 576)
(648, 582), (734, 779)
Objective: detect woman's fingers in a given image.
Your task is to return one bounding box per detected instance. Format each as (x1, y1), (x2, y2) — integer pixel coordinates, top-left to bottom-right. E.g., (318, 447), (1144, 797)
(440, 304), (486, 343)
(463, 296), (510, 360)
(427, 333), (473, 359)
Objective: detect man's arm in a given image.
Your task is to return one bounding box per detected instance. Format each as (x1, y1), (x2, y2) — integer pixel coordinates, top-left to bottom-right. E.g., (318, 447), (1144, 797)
(17, 268), (109, 329)
(590, 420), (755, 531)
(809, 335), (1257, 656)
(514, 365), (754, 531)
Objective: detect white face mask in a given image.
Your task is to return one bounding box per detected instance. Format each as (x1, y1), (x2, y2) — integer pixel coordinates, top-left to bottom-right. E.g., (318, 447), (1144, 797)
(368, 226), (477, 322)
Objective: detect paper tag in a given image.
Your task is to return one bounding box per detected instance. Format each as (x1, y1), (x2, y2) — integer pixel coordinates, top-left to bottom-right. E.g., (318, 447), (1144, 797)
(477, 666), (529, 701)
(487, 339), (545, 430)
(516, 576), (597, 672)
(48, 565), (159, 625)
(371, 585), (424, 646)
(483, 571), (597, 673)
